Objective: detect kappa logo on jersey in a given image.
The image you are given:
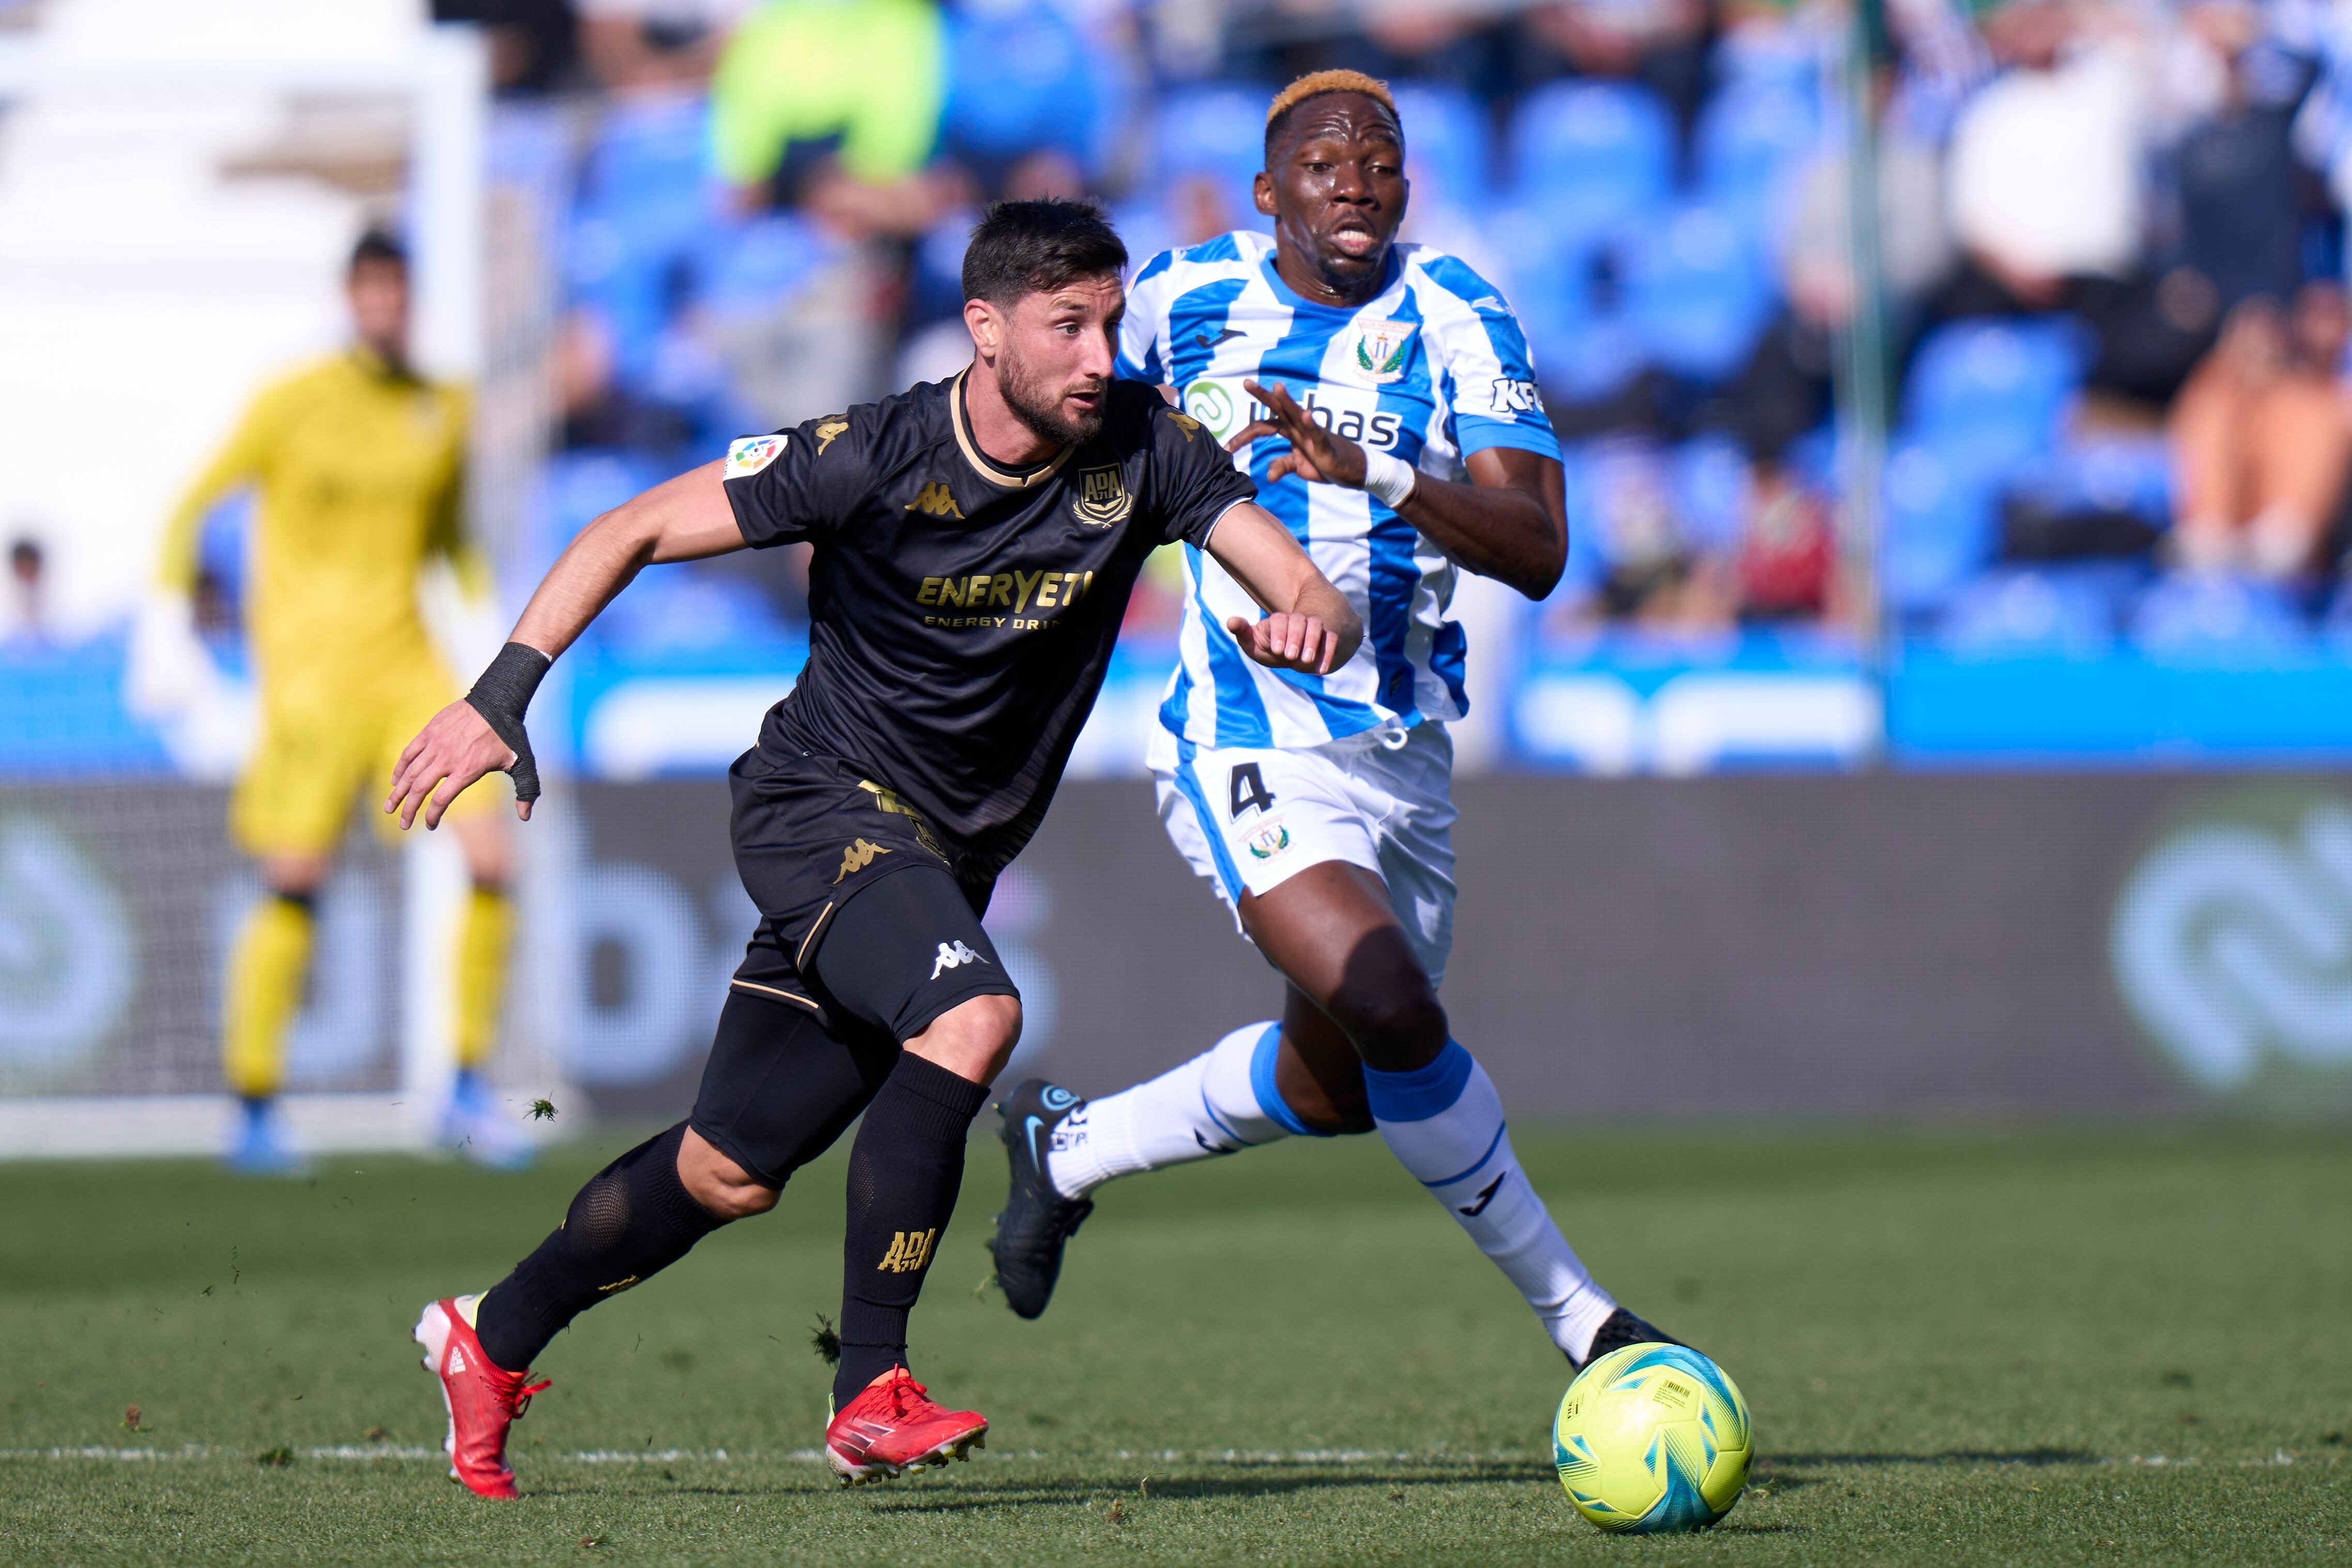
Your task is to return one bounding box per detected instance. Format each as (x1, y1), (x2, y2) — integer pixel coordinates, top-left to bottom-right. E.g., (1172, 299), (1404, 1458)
(1073, 465), (1133, 526)
(1163, 410), (1204, 441)
(814, 416), (849, 455)
(833, 838), (891, 883)
(906, 481), (964, 518)
(1351, 319), (1418, 385)
(1487, 378), (1544, 416)
(877, 1228), (937, 1273)
(725, 433), (787, 477)
(1244, 817), (1292, 860)
(931, 940), (988, 978)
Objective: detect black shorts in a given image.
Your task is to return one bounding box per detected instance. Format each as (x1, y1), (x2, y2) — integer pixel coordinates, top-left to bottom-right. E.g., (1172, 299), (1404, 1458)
(726, 746), (1014, 1040)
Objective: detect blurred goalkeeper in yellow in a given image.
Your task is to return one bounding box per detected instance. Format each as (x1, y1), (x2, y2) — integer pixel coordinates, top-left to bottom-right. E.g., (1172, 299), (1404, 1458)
(153, 231), (523, 1174)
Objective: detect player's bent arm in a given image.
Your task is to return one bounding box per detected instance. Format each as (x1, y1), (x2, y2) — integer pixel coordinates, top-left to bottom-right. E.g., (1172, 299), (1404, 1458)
(1203, 501), (1364, 675)
(1395, 447), (1568, 601)
(1234, 377), (1567, 600)
(384, 462), (748, 831)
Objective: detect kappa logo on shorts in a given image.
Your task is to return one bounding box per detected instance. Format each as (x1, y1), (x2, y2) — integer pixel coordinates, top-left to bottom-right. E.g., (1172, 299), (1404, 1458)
(834, 838), (891, 883)
(931, 940), (988, 979)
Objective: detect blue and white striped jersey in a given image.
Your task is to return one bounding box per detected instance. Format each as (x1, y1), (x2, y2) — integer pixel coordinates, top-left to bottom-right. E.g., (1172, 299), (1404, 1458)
(1118, 228), (1560, 749)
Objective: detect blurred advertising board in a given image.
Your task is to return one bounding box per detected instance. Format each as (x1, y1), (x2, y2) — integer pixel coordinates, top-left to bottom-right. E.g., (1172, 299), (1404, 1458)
(6, 774), (2351, 1152)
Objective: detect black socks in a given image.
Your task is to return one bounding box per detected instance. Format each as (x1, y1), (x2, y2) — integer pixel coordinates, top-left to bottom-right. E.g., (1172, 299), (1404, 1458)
(475, 1121), (726, 1373)
(832, 1053), (992, 1407)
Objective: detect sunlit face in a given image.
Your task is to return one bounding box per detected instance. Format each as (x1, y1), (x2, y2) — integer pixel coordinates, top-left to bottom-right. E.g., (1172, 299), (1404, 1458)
(1255, 93), (1409, 291)
(978, 273), (1125, 447)
(347, 259), (410, 363)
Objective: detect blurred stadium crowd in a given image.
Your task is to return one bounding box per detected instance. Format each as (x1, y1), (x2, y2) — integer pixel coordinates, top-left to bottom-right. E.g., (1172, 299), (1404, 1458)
(399, 0), (2352, 678)
(12, 0), (2352, 773)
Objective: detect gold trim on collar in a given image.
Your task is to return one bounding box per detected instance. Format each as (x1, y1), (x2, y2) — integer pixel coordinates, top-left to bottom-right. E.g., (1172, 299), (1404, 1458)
(951, 370), (1073, 489)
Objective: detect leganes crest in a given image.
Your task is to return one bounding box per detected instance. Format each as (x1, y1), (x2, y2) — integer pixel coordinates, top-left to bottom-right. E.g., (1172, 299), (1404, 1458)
(1350, 319), (1418, 385)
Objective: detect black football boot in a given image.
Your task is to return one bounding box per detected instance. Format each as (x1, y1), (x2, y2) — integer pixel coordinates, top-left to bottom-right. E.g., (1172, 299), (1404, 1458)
(1571, 1307), (1689, 1372)
(988, 1080), (1095, 1320)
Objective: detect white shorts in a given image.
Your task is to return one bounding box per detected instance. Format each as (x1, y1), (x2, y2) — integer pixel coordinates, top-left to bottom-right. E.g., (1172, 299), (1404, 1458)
(1148, 720), (1459, 989)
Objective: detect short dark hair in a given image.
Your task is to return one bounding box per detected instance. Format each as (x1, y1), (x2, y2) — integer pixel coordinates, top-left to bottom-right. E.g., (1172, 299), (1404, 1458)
(349, 228), (409, 275)
(961, 199), (1126, 306)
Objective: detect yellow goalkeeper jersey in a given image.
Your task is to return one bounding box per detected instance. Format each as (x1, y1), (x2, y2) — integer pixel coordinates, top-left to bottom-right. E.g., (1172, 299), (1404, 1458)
(159, 347), (480, 711)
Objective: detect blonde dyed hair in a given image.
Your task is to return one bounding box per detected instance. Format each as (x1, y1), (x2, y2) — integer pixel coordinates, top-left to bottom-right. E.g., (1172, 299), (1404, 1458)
(1265, 69), (1396, 127)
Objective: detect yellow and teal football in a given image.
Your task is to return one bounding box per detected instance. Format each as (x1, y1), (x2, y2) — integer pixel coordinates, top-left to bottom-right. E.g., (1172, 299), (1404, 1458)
(1552, 1343), (1752, 1533)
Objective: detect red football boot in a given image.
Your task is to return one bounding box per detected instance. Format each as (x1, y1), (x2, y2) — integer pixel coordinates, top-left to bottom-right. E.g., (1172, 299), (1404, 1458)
(824, 1366), (988, 1485)
(413, 1295), (550, 1499)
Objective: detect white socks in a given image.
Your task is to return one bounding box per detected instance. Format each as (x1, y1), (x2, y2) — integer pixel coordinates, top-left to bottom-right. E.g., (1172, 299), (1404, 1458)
(1046, 1026), (1619, 1363)
(1364, 1042), (1619, 1363)
(1046, 1021), (1307, 1197)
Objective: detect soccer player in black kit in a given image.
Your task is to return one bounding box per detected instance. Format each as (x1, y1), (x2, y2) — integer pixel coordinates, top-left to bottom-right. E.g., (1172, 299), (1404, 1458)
(382, 201), (1361, 1497)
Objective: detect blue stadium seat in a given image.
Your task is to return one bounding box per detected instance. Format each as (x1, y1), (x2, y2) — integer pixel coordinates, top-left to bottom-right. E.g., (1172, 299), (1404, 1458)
(1621, 203), (1774, 382)
(942, 1), (1104, 172)
(573, 94), (716, 254)
(1938, 565), (2137, 653)
(1900, 317), (2089, 480)
(1506, 80), (1677, 250)
(2005, 434), (2173, 526)
(2130, 572), (2312, 654)
(1694, 79), (1819, 240)
(591, 566), (794, 657)
(1669, 434), (1753, 557)
(1882, 442), (2000, 614)
(1388, 80), (1492, 210)
(697, 211), (831, 320)
(1155, 84), (1277, 225)
(567, 96), (724, 385)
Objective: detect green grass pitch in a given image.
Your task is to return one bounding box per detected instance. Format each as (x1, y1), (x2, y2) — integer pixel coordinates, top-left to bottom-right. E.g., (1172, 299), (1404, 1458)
(2, 1124), (2346, 1564)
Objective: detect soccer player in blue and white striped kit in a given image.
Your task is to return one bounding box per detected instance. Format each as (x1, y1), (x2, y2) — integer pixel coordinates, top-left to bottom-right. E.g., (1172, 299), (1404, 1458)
(991, 71), (1678, 1370)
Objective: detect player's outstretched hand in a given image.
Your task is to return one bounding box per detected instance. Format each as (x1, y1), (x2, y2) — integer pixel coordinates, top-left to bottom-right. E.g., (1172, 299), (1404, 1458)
(385, 700), (528, 831)
(1226, 612), (1343, 674)
(1228, 378), (1369, 489)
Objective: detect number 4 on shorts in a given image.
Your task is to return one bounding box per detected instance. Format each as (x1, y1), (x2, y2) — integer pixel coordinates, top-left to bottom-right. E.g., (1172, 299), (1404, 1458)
(1229, 762), (1275, 819)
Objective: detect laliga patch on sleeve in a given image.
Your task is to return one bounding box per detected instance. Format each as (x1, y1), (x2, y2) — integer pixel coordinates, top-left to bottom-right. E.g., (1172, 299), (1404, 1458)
(725, 433), (787, 478)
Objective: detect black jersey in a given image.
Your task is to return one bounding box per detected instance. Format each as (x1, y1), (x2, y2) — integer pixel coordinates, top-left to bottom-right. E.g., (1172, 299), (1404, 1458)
(720, 371), (1255, 877)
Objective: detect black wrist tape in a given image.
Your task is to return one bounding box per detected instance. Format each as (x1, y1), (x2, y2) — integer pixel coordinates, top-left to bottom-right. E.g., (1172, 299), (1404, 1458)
(464, 641), (552, 803)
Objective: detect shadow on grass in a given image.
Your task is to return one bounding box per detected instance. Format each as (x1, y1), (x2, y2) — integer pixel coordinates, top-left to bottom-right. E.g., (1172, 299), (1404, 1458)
(860, 1463), (1559, 1514)
(1760, 1448), (2095, 1470)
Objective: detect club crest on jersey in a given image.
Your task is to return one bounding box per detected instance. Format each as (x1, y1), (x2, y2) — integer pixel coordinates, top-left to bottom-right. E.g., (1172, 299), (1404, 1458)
(1350, 319), (1418, 385)
(1072, 464), (1133, 527)
(725, 433), (786, 477)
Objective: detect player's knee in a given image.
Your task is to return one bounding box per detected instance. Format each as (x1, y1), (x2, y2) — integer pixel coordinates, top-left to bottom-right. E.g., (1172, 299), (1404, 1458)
(1343, 987), (1449, 1074)
(676, 1129), (778, 1220)
(906, 991), (1022, 1086)
(682, 1164), (778, 1221)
